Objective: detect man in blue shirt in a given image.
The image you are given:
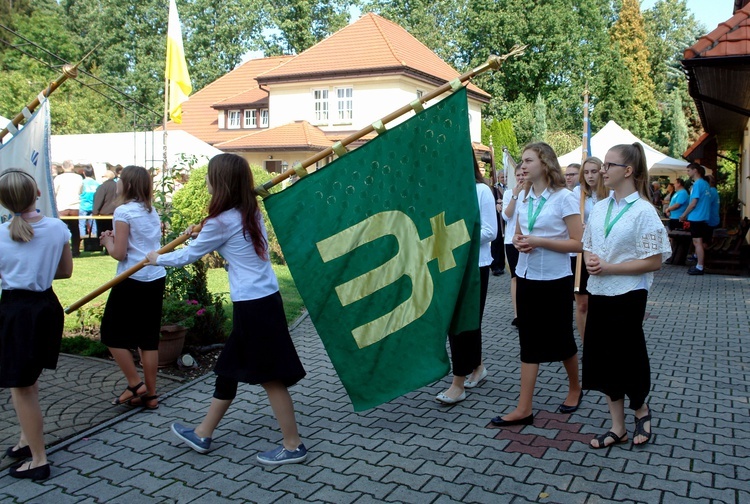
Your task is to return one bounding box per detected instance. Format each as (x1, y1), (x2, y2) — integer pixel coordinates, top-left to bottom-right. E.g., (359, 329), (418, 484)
(679, 163), (711, 275)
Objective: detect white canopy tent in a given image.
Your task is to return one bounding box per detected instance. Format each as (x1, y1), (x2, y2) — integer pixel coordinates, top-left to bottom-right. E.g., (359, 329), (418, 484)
(51, 130), (221, 179)
(558, 120), (688, 178)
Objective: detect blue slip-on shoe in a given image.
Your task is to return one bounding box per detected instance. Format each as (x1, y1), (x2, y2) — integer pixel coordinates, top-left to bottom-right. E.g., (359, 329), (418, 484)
(170, 423), (211, 454)
(257, 443), (307, 465)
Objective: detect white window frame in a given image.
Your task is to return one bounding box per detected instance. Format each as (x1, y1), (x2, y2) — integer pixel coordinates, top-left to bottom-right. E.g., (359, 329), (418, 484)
(244, 109), (256, 128)
(260, 108), (269, 128)
(227, 109), (241, 129)
(335, 86), (353, 123)
(416, 89), (424, 100)
(313, 88), (329, 124)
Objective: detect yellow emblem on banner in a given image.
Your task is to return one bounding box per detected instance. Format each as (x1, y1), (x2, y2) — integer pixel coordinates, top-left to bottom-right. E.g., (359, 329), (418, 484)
(316, 210), (470, 349)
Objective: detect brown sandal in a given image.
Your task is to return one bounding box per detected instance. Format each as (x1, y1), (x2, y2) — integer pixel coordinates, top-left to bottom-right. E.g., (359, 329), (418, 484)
(112, 381), (146, 406)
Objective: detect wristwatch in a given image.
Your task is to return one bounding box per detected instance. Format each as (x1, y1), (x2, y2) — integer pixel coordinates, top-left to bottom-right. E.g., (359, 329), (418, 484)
(512, 195), (519, 200)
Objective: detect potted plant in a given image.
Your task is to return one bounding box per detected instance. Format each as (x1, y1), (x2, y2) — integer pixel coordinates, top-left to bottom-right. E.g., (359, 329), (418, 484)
(158, 297), (202, 366)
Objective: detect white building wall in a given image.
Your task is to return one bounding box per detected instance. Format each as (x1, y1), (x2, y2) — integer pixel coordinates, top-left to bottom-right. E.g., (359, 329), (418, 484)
(268, 76), (484, 143)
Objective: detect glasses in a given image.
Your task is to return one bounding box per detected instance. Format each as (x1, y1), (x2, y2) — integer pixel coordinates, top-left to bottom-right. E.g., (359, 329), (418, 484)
(601, 162), (629, 172)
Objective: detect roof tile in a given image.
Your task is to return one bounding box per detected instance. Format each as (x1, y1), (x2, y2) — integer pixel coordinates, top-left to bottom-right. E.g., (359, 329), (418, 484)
(684, 4), (750, 59)
(260, 13), (489, 99)
(215, 121), (332, 151)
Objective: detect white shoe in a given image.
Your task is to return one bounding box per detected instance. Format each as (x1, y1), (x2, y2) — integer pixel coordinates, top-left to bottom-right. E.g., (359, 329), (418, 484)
(435, 391), (466, 404)
(464, 367), (488, 389)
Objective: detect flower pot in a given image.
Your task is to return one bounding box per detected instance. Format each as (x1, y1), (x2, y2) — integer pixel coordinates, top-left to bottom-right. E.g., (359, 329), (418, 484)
(158, 325), (188, 367)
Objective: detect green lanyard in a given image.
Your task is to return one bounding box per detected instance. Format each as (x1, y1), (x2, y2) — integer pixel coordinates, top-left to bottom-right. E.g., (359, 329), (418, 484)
(527, 195), (547, 233)
(604, 199), (636, 237)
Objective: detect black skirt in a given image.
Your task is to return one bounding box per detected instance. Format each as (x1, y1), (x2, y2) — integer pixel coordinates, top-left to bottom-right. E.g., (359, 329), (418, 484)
(582, 290), (650, 410)
(214, 291), (306, 387)
(101, 277), (165, 351)
(517, 276), (577, 364)
(0, 288), (64, 388)
(505, 244), (520, 279)
(448, 266), (490, 376)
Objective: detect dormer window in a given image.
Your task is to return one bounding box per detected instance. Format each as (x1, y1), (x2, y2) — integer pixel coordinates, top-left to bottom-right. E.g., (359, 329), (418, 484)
(260, 108), (269, 128)
(228, 110), (241, 129)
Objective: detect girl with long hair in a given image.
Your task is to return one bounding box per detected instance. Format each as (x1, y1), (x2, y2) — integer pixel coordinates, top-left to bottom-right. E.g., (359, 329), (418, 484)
(582, 143), (671, 448)
(436, 156), (497, 403)
(147, 153), (307, 465)
(99, 166), (166, 410)
(571, 157), (607, 341)
(491, 143), (583, 427)
(0, 170), (73, 480)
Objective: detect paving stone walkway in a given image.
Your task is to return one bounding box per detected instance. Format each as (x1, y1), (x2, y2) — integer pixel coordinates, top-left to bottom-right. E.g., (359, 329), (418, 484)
(0, 355), (184, 470)
(0, 264), (748, 503)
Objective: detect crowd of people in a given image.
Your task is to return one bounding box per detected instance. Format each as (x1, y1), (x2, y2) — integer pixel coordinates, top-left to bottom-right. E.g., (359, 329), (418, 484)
(0, 144), (719, 480)
(438, 141), (678, 450)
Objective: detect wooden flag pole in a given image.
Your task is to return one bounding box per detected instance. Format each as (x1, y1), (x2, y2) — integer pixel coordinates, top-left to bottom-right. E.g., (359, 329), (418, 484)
(64, 225), (201, 314)
(0, 63), (79, 142)
(255, 46), (527, 195)
(574, 84), (591, 294)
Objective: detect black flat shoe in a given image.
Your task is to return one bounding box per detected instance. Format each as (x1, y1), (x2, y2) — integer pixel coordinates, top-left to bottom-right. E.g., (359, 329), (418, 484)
(9, 462), (50, 480)
(490, 413), (533, 427)
(5, 445), (32, 459)
(559, 390), (584, 414)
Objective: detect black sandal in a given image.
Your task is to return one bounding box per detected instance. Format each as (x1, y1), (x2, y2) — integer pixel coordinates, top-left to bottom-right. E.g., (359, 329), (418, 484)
(633, 412), (652, 445)
(590, 431), (628, 449)
(131, 394), (159, 410)
(112, 381), (146, 406)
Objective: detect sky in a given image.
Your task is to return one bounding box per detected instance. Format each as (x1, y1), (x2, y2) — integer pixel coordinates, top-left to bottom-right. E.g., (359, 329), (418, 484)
(640, 0), (737, 32)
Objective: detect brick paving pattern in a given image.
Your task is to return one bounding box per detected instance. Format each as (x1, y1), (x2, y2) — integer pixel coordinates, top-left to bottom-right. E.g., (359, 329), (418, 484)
(0, 264), (747, 503)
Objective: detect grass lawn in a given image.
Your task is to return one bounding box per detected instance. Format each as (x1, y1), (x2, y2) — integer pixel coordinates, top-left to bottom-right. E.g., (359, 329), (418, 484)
(54, 251), (305, 335)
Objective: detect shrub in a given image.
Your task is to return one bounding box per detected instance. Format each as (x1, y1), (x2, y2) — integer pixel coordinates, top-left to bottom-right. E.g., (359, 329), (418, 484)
(60, 335), (109, 358)
(170, 164), (285, 264)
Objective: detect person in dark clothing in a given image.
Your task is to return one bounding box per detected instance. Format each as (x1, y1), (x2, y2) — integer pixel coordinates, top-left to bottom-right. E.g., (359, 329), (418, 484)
(93, 169), (119, 238)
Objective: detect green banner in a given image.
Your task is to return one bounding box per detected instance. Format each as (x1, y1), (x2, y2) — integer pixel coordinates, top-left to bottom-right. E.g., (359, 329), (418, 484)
(264, 87), (480, 411)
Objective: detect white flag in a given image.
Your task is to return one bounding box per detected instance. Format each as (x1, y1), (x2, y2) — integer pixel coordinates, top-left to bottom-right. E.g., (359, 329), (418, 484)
(0, 98), (56, 220)
(503, 149), (517, 192)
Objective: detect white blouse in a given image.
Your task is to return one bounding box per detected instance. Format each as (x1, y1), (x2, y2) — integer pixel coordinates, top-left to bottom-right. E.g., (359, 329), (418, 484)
(0, 217), (70, 291)
(156, 209), (278, 302)
(477, 183), (498, 267)
(113, 201), (166, 282)
(515, 187), (579, 280)
(582, 191), (672, 296)
(501, 188), (524, 245)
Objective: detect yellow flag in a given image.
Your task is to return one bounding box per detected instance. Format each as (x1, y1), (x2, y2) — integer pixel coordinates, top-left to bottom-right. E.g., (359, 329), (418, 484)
(166, 0), (192, 124)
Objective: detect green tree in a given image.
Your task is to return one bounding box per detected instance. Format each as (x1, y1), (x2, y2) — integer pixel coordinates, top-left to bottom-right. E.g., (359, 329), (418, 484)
(263, 0), (354, 55)
(667, 91), (688, 158)
(532, 93), (547, 142)
(610, 0), (661, 139)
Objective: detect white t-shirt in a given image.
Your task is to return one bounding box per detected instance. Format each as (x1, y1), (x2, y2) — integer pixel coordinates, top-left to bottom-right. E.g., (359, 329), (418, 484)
(113, 201), (166, 282)
(156, 209), (278, 302)
(0, 217), (70, 291)
(477, 183), (498, 267)
(53, 172), (83, 211)
(582, 191), (672, 296)
(515, 186), (579, 280)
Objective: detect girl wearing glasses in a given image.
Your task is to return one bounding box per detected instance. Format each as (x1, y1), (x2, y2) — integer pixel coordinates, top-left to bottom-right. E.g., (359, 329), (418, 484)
(582, 143), (671, 448)
(571, 157), (607, 342)
(491, 142), (583, 427)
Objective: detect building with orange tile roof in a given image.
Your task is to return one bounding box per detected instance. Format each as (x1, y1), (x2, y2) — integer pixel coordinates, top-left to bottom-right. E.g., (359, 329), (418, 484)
(682, 0), (750, 219)
(167, 13), (490, 174)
